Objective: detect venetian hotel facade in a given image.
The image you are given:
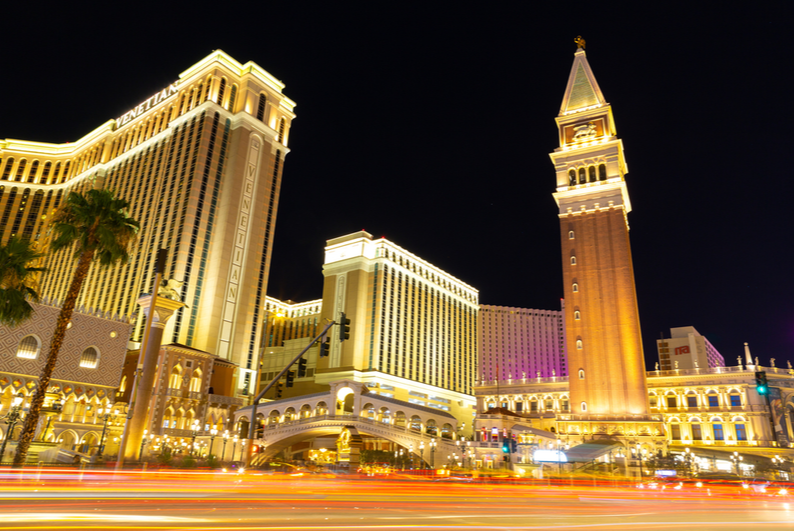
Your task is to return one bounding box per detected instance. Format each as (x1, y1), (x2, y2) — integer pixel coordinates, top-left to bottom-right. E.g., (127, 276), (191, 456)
(0, 51), (295, 394)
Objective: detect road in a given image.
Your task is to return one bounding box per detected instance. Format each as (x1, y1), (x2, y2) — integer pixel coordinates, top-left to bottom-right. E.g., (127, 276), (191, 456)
(0, 469), (792, 530)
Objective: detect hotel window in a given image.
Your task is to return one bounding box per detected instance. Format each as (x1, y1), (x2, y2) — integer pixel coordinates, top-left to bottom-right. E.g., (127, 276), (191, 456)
(217, 78), (227, 107)
(568, 230), (574, 239)
(598, 164), (607, 181)
(670, 424), (681, 440)
(26, 160), (39, 183)
(578, 369), (584, 379)
(568, 169), (576, 186)
(228, 84), (238, 111)
(589, 166), (596, 182)
(687, 395), (698, 408)
(692, 424), (702, 440)
(278, 118), (286, 143)
(1, 158), (14, 180)
(580, 401), (587, 412)
(570, 256), (576, 265)
(572, 283), (578, 292)
(707, 393), (719, 407)
(712, 423), (724, 441)
(578, 168), (586, 184)
(14, 159), (27, 182)
(16, 335), (40, 359)
(561, 399), (569, 411)
(79, 347), (99, 369)
(256, 94), (266, 121)
(574, 310), (580, 320)
(576, 339), (582, 349)
(735, 424), (747, 441)
(666, 396), (677, 408)
(729, 394), (742, 407)
(530, 401), (537, 412)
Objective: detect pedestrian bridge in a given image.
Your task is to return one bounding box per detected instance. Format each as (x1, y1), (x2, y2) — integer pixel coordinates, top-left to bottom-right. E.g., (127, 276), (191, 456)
(233, 380), (464, 464)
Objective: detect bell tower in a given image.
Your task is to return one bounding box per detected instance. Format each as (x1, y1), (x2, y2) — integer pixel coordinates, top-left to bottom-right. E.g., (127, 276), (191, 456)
(550, 41), (650, 424)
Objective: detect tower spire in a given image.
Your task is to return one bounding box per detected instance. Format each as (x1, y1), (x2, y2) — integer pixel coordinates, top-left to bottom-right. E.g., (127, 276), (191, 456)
(559, 38), (606, 116)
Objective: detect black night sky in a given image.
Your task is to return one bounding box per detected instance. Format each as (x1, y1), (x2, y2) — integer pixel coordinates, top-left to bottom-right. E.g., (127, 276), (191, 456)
(2, 4), (792, 371)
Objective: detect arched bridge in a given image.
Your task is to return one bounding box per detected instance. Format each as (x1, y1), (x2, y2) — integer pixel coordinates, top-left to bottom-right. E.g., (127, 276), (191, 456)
(233, 379), (464, 464)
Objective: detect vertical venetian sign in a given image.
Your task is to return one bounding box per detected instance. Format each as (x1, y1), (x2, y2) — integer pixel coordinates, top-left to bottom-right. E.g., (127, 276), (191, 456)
(218, 138), (260, 361)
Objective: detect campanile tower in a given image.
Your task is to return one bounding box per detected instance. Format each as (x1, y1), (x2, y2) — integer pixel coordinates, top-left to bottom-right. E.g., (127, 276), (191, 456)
(550, 42), (649, 420)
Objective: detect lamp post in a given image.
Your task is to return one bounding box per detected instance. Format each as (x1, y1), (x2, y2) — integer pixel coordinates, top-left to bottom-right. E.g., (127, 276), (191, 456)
(221, 430), (230, 461)
(409, 444), (414, 469)
(97, 407), (117, 458)
(731, 451), (743, 476)
(231, 435), (239, 462)
(0, 394), (25, 463)
(40, 398), (65, 442)
(399, 448), (405, 471)
(430, 438), (437, 469)
(419, 441), (425, 469)
(139, 430), (149, 460)
(190, 420), (200, 456)
(209, 428), (218, 458)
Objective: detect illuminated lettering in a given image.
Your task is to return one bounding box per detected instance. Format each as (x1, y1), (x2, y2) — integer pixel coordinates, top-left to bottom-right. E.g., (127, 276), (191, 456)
(247, 164), (257, 178)
(239, 214), (248, 229)
(227, 285), (238, 302)
(674, 345), (690, 355)
(242, 198), (251, 212)
(236, 231), (245, 246)
(117, 80), (181, 127)
(233, 248), (242, 264)
(231, 266), (240, 282)
(245, 181), (254, 195)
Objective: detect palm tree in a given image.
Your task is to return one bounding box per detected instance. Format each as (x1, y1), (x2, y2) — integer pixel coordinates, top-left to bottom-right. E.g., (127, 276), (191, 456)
(13, 189), (139, 466)
(0, 236), (45, 326)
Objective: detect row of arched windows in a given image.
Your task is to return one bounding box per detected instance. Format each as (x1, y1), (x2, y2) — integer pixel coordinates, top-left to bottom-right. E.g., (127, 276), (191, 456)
(568, 163), (607, 186)
(14, 335), (100, 368)
(0, 158), (74, 185)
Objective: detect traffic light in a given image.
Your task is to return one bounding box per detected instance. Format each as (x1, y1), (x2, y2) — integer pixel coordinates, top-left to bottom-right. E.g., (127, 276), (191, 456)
(755, 371), (769, 395)
(501, 439), (510, 453)
(319, 337), (331, 357)
(510, 439), (517, 453)
(285, 370), (295, 388)
(275, 381), (283, 398)
(297, 357), (308, 377)
(339, 312), (351, 342)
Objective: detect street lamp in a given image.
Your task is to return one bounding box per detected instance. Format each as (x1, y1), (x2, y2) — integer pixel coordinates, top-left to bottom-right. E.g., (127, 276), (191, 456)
(0, 393), (25, 463)
(209, 427), (218, 458)
(409, 443), (414, 469)
(731, 451), (743, 476)
(139, 430), (149, 460)
(41, 398), (65, 442)
(97, 407), (117, 458)
(419, 441), (425, 469)
(190, 420), (200, 456)
(231, 435), (239, 461)
(221, 430), (230, 461)
(430, 438), (437, 469)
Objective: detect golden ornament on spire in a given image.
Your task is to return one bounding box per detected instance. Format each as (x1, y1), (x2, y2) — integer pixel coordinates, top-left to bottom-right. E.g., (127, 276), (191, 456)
(574, 36), (586, 50)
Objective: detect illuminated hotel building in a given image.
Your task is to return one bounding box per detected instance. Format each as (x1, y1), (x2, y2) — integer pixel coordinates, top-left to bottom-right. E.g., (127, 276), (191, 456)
(0, 51), (296, 394)
(479, 304), (566, 381)
(261, 296), (323, 349)
(549, 45), (649, 419)
(262, 231), (480, 424)
(656, 326), (725, 371)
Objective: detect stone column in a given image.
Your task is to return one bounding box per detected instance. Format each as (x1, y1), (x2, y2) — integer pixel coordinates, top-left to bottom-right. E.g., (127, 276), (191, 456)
(119, 295), (185, 461)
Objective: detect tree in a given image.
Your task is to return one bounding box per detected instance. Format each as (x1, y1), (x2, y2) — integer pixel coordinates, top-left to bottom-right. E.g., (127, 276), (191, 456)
(13, 189), (139, 466)
(0, 236), (45, 326)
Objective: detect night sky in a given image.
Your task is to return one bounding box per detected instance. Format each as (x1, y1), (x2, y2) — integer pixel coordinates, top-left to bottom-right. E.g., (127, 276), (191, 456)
(2, 5), (791, 371)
